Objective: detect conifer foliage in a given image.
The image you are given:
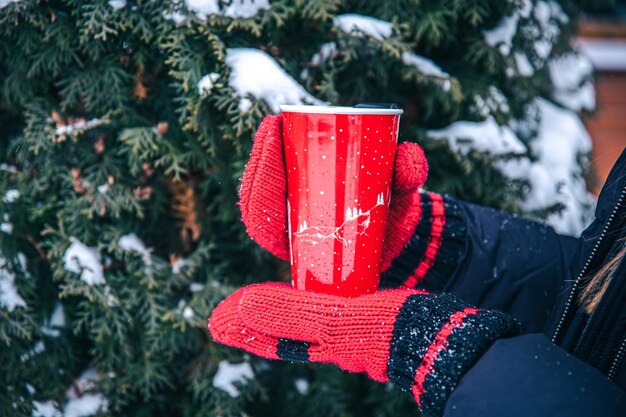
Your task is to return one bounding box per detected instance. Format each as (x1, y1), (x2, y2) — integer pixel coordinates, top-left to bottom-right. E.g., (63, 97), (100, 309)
(0, 1), (592, 416)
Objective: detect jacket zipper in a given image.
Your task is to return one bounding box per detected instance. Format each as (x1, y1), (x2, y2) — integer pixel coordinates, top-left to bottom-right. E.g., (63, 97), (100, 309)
(609, 337), (626, 380)
(551, 187), (626, 345)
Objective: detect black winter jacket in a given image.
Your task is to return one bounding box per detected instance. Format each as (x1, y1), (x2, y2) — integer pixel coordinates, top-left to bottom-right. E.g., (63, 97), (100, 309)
(382, 149), (626, 415)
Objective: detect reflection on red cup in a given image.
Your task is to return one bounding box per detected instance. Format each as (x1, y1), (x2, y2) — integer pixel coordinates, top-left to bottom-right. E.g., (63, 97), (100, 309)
(281, 105), (403, 297)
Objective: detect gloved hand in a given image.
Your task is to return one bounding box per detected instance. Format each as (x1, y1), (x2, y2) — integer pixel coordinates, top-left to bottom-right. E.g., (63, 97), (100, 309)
(209, 282), (518, 417)
(239, 114), (428, 274)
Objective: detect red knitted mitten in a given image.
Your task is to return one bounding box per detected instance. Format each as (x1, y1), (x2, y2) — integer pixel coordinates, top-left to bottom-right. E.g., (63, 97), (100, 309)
(209, 282), (518, 417)
(239, 114), (428, 270)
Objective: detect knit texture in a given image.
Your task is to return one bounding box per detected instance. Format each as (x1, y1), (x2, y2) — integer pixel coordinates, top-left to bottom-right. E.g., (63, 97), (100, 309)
(239, 114), (290, 260)
(381, 143), (428, 272)
(238, 115), (428, 270)
(209, 283), (519, 417)
(239, 283), (424, 382)
(381, 192), (467, 290)
(208, 286), (281, 360)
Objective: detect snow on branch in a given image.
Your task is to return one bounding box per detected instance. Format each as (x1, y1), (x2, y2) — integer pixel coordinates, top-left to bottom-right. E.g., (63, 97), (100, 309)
(108, 0), (126, 10)
(32, 401), (62, 417)
(0, 0), (20, 9)
(428, 97), (593, 235)
(0, 257), (26, 312)
(310, 42), (338, 66)
(549, 52), (595, 112)
(3, 189), (20, 203)
(483, 0), (567, 59)
(213, 360), (254, 397)
(32, 367), (109, 417)
(401, 52), (449, 79)
(483, 14), (519, 56)
(64, 368), (109, 417)
(184, 0), (269, 19)
(41, 302), (66, 338)
(504, 99), (593, 235)
(427, 117), (525, 156)
(198, 72), (220, 96)
(63, 238), (105, 286)
(333, 14), (393, 41)
(118, 233), (153, 266)
(224, 48), (325, 113)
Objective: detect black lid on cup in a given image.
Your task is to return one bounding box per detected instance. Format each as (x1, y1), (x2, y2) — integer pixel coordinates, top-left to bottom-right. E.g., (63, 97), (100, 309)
(355, 103), (400, 110)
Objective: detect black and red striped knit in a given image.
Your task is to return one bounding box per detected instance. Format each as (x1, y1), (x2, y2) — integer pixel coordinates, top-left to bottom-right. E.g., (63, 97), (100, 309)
(209, 283), (518, 417)
(380, 191), (467, 291)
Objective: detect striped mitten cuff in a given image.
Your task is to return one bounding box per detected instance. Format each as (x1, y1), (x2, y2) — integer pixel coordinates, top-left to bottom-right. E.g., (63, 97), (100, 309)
(386, 292), (517, 417)
(381, 192), (467, 291)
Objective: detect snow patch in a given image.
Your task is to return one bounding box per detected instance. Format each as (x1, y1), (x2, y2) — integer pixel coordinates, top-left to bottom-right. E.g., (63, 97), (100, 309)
(21, 340), (45, 362)
(519, 0), (532, 18)
(178, 299), (194, 318)
(183, 306), (194, 319)
(118, 233), (152, 265)
(514, 52), (533, 76)
(428, 98), (593, 235)
(198, 72), (221, 96)
(189, 282), (204, 292)
(0, 257), (26, 312)
(483, 14), (519, 55)
(427, 117), (525, 156)
(185, 0), (219, 18)
(0, 0), (19, 8)
(401, 52), (449, 78)
(535, 0), (568, 25)
(474, 86), (510, 117)
(185, 0), (269, 19)
(64, 367), (109, 417)
(295, 378), (309, 394)
(108, 0), (126, 10)
(549, 53), (595, 112)
(221, 0), (269, 18)
(1, 213), (13, 234)
(64, 394), (108, 417)
(333, 14), (393, 41)
(504, 99), (593, 235)
(42, 302), (66, 338)
(104, 286), (118, 307)
(63, 238), (105, 285)
(532, 1), (566, 59)
(67, 368), (99, 396)
(310, 42), (337, 66)
(225, 48), (324, 113)
(32, 401), (62, 417)
(0, 163), (18, 173)
(51, 303), (66, 326)
(3, 189), (20, 203)
(213, 360), (254, 397)
(55, 118), (103, 137)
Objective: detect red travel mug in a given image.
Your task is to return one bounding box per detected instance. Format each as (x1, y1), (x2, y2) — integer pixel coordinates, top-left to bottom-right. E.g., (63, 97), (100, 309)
(281, 105), (403, 296)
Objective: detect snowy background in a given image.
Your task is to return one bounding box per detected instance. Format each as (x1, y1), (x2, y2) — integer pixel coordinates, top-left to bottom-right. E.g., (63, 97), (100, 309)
(194, 2), (597, 236)
(0, 0), (613, 416)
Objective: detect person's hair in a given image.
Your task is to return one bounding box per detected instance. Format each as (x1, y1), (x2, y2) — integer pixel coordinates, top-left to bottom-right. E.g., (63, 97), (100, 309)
(579, 242), (626, 314)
